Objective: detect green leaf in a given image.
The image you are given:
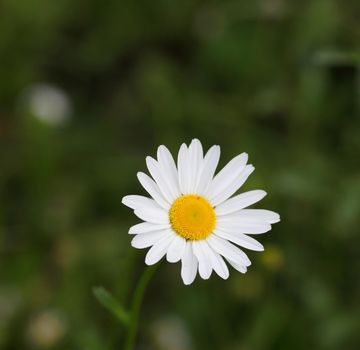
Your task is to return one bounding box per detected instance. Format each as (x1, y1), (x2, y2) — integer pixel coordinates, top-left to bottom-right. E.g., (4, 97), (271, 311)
(93, 286), (130, 326)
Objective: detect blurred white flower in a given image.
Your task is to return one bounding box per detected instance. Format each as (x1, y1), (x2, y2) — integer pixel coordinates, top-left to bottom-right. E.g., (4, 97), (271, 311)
(122, 139), (280, 285)
(0, 287), (21, 327)
(193, 7), (226, 41)
(24, 83), (71, 126)
(27, 310), (66, 348)
(150, 316), (192, 350)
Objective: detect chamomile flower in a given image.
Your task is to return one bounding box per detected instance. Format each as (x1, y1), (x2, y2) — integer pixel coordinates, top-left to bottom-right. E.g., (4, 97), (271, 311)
(122, 139), (280, 285)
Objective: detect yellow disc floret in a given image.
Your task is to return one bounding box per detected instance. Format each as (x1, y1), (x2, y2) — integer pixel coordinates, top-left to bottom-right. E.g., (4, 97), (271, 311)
(169, 194), (216, 240)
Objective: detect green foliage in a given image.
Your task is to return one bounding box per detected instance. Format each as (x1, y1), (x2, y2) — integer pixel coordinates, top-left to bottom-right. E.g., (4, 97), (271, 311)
(93, 286), (129, 326)
(0, 0), (359, 349)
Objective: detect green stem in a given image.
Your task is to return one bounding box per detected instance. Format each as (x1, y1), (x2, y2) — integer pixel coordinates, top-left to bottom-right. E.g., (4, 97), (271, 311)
(124, 264), (158, 350)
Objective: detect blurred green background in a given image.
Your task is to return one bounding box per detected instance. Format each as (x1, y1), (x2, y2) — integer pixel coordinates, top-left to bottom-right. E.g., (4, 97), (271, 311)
(1, 0), (359, 349)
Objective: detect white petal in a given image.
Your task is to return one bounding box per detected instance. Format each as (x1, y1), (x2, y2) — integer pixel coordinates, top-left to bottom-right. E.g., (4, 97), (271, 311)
(196, 145), (220, 195)
(146, 156), (176, 202)
(137, 172), (170, 210)
(226, 259), (247, 273)
(233, 209), (280, 224)
(214, 229), (264, 251)
(122, 195), (163, 213)
(207, 234), (251, 267)
(145, 232), (175, 265)
(188, 139), (203, 193)
(177, 143), (190, 194)
(203, 241), (229, 279)
(215, 190), (267, 216)
(207, 153), (248, 199)
(166, 234), (186, 263)
(157, 145), (181, 198)
(128, 222), (170, 234)
(192, 241), (212, 279)
(216, 220), (271, 234)
(181, 242), (198, 285)
(134, 206), (169, 224)
(131, 229), (171, 248)
(211, 165), (255, 206)
(122, 195), (154, 210)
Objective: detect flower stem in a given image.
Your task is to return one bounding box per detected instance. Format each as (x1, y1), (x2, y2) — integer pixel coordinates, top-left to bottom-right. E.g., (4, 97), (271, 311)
(124, 264), (158, 350)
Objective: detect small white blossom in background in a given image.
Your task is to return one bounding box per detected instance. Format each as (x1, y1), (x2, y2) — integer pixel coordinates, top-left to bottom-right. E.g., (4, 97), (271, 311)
(21, 83), (72, 126)
(0, 287), (22, 329)
(26, 310), (66, 348)
(150, 315), (193, 350)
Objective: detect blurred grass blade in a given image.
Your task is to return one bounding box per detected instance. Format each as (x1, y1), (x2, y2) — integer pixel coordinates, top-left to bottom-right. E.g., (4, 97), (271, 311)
(93, 286), (130, 326)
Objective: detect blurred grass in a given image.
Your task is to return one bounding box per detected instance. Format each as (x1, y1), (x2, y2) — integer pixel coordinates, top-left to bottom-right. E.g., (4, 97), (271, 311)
(0, 0), (359, 349)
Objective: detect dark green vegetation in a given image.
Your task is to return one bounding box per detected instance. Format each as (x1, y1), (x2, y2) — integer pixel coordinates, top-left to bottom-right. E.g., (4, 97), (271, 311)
(0, 0), (359, 349)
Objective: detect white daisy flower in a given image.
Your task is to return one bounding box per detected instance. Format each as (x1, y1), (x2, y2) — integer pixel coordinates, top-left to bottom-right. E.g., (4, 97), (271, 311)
(122, 139), (280, 285)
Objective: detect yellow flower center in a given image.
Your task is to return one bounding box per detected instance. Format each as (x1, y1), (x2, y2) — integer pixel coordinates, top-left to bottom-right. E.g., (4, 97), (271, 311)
(169, 194), (216, 240)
